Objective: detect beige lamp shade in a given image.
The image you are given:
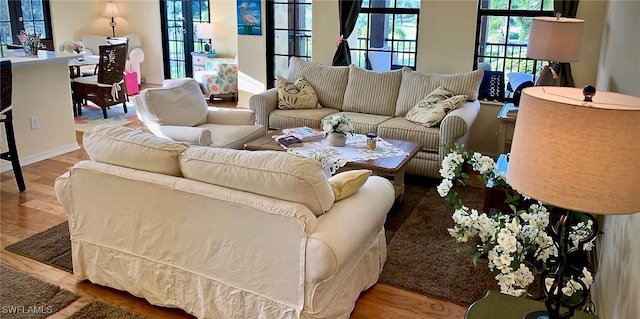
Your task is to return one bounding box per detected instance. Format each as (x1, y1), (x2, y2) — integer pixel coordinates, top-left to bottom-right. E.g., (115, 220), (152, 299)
(197, 23), (215, 39)
(103, 2), (121, 18)
(506, 86), (640, 215)
(527, 16), (584, 62)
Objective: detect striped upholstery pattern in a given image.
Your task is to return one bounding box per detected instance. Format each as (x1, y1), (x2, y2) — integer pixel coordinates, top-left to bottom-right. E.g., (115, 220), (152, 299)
(342, 65), (403, 116)
(269, 108), (340, 130)
(378, 117), (440, 152)
(322, 112), (393, 134)
(286, 57), (349, 110)
(395, 69), (484, 116)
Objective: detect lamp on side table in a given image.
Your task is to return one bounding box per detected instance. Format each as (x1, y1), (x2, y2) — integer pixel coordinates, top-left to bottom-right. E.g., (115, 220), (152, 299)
(506, 86), (640, 319)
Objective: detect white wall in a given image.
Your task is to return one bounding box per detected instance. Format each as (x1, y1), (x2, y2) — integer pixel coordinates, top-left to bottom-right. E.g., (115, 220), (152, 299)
(592, 2), (640, 319)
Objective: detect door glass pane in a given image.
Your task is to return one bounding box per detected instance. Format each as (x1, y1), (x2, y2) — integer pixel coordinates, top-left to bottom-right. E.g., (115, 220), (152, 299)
(273, 4), (289, 29)
(21, 0), (33, 20)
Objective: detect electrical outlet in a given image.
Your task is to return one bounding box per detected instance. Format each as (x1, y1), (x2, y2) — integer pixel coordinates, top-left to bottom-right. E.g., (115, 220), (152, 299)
(30, 116), (39, 129)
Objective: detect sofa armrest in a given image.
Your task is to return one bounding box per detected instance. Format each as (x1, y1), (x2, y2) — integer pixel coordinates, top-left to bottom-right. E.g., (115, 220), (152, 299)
(148, 125), (212, 146)
(249, 88), (279, 133)
(206, 107), (256, 125)
(439, 100), (481, 160)
(306, 176), (394, 285)
(128, 47), (145, 64)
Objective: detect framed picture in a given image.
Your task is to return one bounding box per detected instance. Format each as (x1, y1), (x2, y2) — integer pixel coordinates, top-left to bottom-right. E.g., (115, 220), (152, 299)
(237, 0), (262, 35)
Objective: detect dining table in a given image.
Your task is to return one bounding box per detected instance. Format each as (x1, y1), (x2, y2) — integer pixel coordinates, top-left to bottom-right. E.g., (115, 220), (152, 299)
(68, 55), (99, 78)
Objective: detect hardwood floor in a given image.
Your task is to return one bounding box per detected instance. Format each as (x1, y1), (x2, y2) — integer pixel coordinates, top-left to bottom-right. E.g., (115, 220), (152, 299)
(0, 107), (467, 318)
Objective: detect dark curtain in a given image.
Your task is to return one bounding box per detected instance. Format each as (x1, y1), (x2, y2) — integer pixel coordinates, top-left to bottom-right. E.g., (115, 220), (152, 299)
(332, 0), (362, 66)
(553, 0), (580, 87)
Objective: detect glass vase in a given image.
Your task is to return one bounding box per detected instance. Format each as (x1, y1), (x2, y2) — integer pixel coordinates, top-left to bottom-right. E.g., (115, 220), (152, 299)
(23, 43), (38, 56)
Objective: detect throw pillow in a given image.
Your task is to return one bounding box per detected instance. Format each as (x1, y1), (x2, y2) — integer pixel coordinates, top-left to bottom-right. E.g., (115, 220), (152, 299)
(277, 76), (320, 110)
(328, 169), (372, 201)
(405, 86), (468, 127)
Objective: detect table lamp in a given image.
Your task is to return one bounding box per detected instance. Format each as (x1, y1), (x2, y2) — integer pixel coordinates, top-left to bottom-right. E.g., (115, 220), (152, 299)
(527, 14), (584, 86)
(197, 23), (216, 54)
(507, 86), (640, 319)
(103, 1), (121, 37)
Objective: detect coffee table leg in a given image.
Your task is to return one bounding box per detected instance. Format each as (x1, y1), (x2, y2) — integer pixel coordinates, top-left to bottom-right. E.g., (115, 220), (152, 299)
(393, 168), (405, 202)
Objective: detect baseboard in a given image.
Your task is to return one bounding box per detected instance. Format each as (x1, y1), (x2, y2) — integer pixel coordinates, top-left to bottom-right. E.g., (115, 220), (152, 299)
(0, 143), (80, 173)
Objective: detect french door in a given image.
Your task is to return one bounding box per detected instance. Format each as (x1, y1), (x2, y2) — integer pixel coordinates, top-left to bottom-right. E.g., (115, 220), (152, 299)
(160, 0), (209, 79)
(0, 0), (53, 45)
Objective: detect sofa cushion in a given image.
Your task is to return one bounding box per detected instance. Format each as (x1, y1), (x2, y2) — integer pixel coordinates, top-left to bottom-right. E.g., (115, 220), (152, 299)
(378, 117), (440, 152)
(328, 170), (372, 201)
(269, 108), (340, 130)
(395, 69), (484, 116)
(83, 124), (188, 176)
(342, 65), (403, 116)
(286, 57), (349, 110)
(136, 78), (208, 127)
(323, 112), (392, 134)
(277, 76), (320, 110)
(180, 147), (335, 216)
(405, 86), (468, 127)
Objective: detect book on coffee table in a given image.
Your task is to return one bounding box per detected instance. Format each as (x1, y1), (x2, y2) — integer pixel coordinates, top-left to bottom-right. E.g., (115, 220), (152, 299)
(281, 127), (325, 142)
(276, 136), (304, 148)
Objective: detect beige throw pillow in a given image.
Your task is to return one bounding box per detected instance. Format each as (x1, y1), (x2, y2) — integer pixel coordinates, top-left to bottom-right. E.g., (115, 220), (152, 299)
(328, 169), (372, 201)
(277, 76), (320, 110)
(405, 86), (468, 127)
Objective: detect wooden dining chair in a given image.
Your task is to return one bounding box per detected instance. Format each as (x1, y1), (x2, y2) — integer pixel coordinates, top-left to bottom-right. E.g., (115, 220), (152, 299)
(0, 61), (26, 192)
(72, 43), (128, 119)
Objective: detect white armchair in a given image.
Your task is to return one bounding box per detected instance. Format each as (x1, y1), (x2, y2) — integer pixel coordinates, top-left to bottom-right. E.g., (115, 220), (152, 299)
(132, 78), (264, 149)
(81, 34), (145, 84)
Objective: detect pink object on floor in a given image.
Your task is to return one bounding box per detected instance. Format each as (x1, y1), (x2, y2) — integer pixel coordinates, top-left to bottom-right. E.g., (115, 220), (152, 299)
(124, 71), (139, 95)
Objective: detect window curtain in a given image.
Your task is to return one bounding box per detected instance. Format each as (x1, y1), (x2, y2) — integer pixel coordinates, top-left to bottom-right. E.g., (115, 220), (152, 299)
(554, 0), (579, 87)
(332, 0), (362, 66)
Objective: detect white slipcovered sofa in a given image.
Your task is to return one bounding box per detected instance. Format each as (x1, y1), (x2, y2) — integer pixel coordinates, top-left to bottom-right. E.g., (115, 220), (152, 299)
(250, 57), (483, 178)
(81, 34), (145, 84)
(54, 124), (395, 319)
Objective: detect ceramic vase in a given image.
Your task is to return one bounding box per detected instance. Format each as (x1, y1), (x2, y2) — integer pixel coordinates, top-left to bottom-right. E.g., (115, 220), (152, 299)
(327, 132), (346, 147)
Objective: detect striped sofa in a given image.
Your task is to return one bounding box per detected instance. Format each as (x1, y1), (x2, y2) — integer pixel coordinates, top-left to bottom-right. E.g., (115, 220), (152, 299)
(249, 57), (483, 178)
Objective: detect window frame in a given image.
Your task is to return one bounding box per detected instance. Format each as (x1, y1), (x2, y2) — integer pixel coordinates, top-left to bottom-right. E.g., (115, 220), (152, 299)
(473, 0), (554, 100)
(266, 0), (312, 89)
(350, 3), (420, 71)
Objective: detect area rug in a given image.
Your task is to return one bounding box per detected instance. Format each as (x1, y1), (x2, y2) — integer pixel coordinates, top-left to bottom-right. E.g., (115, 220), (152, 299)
(5, 222), (73, 273)
(74, 102), (138, 132)
(380, 184), (498, 306)
(0, 264), (78, 319)
(4, 176), (497, 306)
(68, 301), (148, 319)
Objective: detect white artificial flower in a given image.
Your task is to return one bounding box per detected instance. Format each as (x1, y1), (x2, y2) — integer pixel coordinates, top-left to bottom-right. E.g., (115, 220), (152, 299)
(437, 179), (453, 197)
(497, 229), (517, 253)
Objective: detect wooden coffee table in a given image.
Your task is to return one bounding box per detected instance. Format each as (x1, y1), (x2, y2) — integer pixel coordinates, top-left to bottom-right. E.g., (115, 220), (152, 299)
(244, 130), (421, 201)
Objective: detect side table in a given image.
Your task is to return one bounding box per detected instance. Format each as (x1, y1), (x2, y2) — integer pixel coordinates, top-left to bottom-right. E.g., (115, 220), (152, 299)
(497, 103), (518, 154)
(466, 291), (598, 319)
(191, 51), (218, 72)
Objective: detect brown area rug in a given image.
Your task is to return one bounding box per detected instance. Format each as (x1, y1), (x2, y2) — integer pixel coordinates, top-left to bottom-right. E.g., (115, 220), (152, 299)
(5, 222), (73, 273)
(68, 301), (148, 319)
(4, 175), (497, 306)
(379, 183), (499, 306)
(0, 264), (78, 319)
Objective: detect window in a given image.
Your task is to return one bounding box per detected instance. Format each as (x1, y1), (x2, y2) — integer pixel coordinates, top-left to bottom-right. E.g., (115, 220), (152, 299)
(474, 0), (554, 98)
(266, 0), (312, 88)
(349, 0), (420, 71)
(0, 0), (53, 45)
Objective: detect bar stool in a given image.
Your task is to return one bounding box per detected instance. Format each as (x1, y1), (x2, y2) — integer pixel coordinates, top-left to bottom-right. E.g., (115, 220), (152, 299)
(0, 60), (26, 192)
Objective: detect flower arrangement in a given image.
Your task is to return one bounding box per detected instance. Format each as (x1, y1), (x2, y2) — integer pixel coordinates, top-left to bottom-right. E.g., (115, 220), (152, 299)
(322, 114), (353, 135)
(59, 40), (84, 54)
(438, 144), (596, 298)
(17, 30), (41, 55)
